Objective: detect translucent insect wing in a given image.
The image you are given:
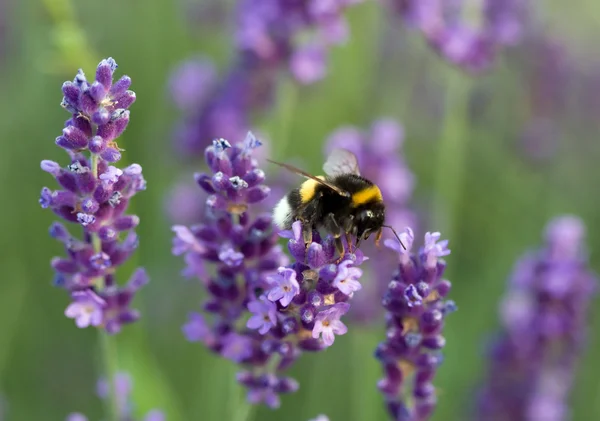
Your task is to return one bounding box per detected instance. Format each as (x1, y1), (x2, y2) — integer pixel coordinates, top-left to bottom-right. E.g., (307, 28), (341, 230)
(323, 148), (361, 176)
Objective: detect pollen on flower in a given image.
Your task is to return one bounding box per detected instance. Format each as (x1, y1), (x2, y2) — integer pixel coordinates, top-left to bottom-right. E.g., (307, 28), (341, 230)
(401, 317), (420, 335)
(228, 203), (248, 214)
(323, 294), (336, 305)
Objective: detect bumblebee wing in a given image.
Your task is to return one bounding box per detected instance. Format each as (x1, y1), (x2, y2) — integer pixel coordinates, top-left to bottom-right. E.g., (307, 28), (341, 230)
(266, 159), (350, 197)
(323, 148), (361, 177)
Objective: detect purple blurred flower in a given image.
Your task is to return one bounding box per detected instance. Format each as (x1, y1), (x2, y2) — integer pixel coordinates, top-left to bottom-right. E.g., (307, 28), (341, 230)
(170, 0), (363, 156)
(40, 58), (147, 334)
(515, 32), (570, 162)
(174, 134), (367, 407)
(290, 45), (328, 84)
(66, 414), (88, 421)
(476, 215), (596, 421)
(67, 371), (164, 421)
(164, 177), (206, 225)
(247, 296), (278, 334)
(386, 0), (528, 72)
(376, 229), (454, 421)
(235, 0), (360, 75)
(325, 119), (416, 323)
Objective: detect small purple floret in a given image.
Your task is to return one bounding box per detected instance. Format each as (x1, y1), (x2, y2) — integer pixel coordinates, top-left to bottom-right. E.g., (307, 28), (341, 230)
(247, 297), (278, 334)
(267, 267), (300, 307)
(64, 290), (106, 328)
(312, 303), (350, 347)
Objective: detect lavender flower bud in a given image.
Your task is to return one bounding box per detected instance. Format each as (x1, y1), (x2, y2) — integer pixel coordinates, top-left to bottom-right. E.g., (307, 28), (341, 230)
(41, 58), (147, 334)
(377, 230), (454, 420)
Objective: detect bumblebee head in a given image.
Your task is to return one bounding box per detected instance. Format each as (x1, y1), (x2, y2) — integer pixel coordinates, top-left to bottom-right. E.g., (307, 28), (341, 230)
(355, 202), (385, 242)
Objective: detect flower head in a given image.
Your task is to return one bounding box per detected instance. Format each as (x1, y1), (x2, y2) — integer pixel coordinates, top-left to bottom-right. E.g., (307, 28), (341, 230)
(267, 267), (300, 307)
(64, 290), (106, 328)
(476, 216), (596, 421)
(312, 303), (350, 346)
(170, 1), (364, 157)
(41, 58), (147, 334)
(173, 135), (367, 407)
(376, 230), (454, 420)
(386, 0), (527, 72)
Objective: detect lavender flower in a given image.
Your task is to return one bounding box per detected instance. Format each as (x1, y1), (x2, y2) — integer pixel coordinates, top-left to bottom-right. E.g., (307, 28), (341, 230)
(476, 216), (596, 421)
(235, 0), (361, 82)
(386, 0), (527, 72)
(325, 119), (416, 323)
(376, 229), (454, 421)
(516, 32), (570, 162)
(174, 133), (367, 407)
(67, 372), (164, 421)
(170, 0), (363, 156)
(171, 58), (271, 156)
(40, 58), (147, 334)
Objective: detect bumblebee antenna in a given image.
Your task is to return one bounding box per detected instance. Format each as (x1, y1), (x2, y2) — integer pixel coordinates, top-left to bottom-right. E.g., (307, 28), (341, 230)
(383, 225), (406, 250)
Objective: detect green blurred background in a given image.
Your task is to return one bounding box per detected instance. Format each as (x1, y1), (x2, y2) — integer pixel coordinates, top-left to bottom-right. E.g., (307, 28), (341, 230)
(1, 0), (600, 420)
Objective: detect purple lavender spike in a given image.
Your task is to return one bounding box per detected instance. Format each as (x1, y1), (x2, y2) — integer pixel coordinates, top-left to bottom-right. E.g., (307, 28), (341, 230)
(40, 58), (148, 334)
(476, 215), (596, 421)
(376, 230), (455, 420)
(170, 0), (364, 156)
(385, 0), (527, 72)
(173, 133), (369, 407)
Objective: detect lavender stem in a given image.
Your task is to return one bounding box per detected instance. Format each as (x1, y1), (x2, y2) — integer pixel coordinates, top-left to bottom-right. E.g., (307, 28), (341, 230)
(88, 150), (119, 421)
(432, 71), (470, 240)
(273, 77), (298, 158)
(98, 330), (120, 421)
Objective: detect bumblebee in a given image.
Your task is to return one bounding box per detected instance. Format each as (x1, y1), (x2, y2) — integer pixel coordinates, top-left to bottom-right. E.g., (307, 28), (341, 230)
(269, 148), (405, 256)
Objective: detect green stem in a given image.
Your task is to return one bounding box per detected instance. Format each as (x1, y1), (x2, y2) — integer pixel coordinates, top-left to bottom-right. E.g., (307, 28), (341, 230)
(432, 71), (471, 241)
(351, 330), (369, 421)
(231, 399), (255, 421)
(90, 150), (120, 421)
(98, 330), (121, 421)
(40, 0), (96, 74)
(228, 364), (256, 421)
(273, 77), (298, 159)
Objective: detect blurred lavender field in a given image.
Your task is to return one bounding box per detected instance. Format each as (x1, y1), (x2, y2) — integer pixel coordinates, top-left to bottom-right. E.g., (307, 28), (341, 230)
(1, 0), (600, 420)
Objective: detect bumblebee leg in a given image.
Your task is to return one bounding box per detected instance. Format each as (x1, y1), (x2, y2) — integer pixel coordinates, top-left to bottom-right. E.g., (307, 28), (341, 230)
(334, 236), (345, 261)
(341, 215), (354, 253)
(374, 228), (383, 247)
(302, 222), (313, 245)
(345, 231), (353, 253)
(325, 213), (346, 261)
